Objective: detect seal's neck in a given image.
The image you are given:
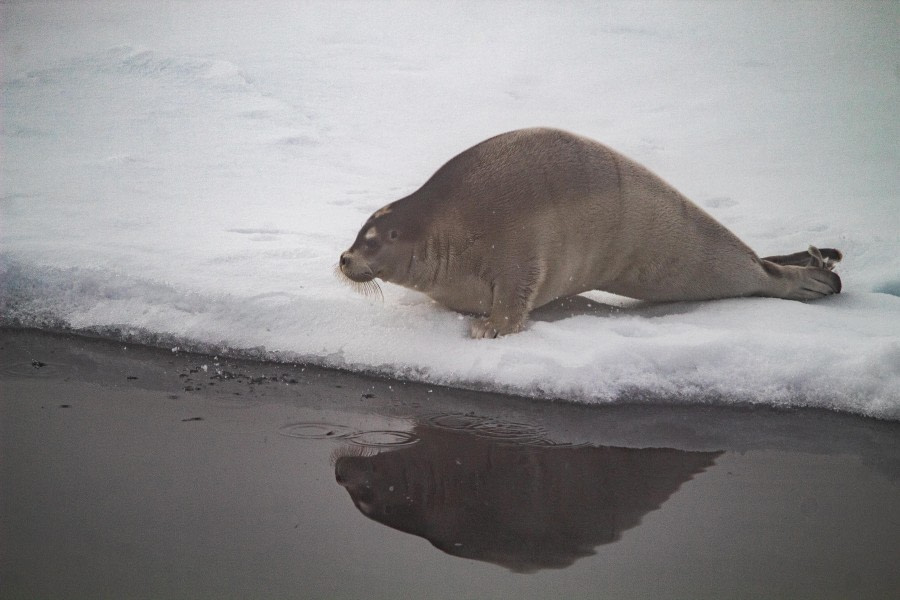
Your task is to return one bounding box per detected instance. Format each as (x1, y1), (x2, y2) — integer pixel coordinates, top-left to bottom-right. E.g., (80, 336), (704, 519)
(387, 234), (445, 293)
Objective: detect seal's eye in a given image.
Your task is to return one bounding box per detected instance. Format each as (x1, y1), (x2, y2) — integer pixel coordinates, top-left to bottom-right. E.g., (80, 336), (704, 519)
(388, 230), (399, 241)
(365, 238), (380, 250)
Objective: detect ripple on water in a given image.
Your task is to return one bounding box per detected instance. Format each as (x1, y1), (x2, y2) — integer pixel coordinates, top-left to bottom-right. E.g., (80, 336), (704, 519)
(425, 413), (548, 444)
(0, 360), (65, 379)
(278, 422), (418, 449)
(278, 422), (357, 440)
(346, 430), (419, 448)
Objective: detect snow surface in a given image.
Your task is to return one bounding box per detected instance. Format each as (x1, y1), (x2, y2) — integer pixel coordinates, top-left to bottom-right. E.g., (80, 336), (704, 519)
(2, 1), (898, 419)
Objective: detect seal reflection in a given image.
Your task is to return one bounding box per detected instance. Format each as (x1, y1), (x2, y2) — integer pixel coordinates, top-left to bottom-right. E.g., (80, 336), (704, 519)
(334, 420), (722, 573)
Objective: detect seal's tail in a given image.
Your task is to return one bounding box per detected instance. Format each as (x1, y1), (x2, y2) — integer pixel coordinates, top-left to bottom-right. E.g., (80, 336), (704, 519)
(759, 246), (842, 300)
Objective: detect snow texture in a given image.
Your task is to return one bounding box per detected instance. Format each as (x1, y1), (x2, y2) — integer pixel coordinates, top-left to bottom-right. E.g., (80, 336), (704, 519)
(2, 1), (898, 419)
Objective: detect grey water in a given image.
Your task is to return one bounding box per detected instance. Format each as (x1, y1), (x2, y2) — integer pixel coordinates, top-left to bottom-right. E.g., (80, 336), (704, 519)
(1, 329), (898, 599)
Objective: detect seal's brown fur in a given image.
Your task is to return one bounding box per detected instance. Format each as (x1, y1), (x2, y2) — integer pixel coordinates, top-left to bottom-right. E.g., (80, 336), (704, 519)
(340, 128), (841, 338)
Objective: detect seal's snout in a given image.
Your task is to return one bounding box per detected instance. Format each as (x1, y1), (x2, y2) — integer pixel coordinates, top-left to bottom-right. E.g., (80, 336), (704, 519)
(337, 249), (378, 287)
(338, 250), (357, 278)
(338, 250), (368, 281)
(335, 250), (383, 300)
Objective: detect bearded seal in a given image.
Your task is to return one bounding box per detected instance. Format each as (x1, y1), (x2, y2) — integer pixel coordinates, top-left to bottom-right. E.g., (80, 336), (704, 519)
(339, 128), (842, 338)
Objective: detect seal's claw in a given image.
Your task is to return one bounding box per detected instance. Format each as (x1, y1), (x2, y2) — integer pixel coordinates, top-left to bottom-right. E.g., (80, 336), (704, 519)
(470, 316), (525, 339)
(470, 318), (500, 339)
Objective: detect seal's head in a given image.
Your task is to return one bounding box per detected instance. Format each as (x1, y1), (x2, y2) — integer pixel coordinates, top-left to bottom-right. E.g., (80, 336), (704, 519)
(338, 203), (417, 296)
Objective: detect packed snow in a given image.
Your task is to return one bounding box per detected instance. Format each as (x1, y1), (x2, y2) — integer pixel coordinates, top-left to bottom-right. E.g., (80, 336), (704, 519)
(2, 1), (898, 419)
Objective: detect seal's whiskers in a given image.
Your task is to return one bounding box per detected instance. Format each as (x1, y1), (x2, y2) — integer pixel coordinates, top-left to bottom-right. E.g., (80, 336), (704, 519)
(333, 263), (384, 301)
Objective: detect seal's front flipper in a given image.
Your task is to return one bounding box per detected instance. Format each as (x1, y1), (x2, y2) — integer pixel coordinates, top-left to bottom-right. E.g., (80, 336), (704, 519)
(471, 265), (544, 338)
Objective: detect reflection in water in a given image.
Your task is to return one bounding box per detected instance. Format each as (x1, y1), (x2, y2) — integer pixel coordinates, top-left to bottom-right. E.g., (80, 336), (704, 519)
(334, 419), (722, 573)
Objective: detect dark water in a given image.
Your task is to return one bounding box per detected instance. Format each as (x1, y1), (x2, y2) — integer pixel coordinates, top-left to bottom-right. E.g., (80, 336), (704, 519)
(1, 329), (898, 599)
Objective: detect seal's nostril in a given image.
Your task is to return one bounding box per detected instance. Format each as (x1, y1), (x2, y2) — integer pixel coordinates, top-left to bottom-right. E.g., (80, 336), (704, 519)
(340, 254), (348, 267)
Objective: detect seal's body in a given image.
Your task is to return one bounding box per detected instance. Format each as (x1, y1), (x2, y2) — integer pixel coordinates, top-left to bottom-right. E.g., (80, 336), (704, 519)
(339, 128), (841, 338)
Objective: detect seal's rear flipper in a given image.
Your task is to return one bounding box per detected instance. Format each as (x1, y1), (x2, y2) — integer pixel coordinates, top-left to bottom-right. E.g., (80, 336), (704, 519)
(762, 246), (842, 270)
(760, 258), (842, 299)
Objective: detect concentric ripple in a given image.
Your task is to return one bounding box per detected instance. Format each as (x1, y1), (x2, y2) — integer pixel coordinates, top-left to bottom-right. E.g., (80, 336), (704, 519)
(278, 422), (418, 449)
(278, 422), (356, 440)
(0, 360), (65, 379)
(346, 430), (419, 448)
(425, 413), (548, 444)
